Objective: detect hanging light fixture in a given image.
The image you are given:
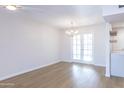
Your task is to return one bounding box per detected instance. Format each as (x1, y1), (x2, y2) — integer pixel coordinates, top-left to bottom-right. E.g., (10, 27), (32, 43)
(65, 21), (79, 36)
(5, 5), (17, 11)
(0, 5), (22, 11)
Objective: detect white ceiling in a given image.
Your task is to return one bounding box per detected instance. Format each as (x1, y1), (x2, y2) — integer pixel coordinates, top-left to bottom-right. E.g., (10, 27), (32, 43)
(0, 5), (106, 29)
(25, 5), (105, 29)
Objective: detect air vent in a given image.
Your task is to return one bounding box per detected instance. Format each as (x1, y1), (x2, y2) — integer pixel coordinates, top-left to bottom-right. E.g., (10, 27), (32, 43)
(119, 5), (124, 8)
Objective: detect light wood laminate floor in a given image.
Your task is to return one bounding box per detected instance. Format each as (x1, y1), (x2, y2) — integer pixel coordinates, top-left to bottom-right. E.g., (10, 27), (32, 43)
(0, 62), (124, 88)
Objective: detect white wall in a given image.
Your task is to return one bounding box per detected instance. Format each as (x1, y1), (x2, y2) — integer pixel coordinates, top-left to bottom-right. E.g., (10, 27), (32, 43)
(111, 28), (124, 51)
(116, 30), (124, 50)
(60, 23), (110, 67)
(0, 11), (60, 80)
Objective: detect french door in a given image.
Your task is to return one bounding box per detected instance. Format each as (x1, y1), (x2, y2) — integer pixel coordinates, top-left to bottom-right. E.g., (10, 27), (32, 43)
(72, 33), (93, 64)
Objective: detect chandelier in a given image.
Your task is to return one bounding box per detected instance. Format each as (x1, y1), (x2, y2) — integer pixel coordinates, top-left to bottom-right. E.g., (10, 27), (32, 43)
(65, 21), (79, 36)
(65, 30), (79, 36)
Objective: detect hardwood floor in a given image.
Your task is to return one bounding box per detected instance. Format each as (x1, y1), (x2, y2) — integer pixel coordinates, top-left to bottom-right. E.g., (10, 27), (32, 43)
(0, 62), (124, 88)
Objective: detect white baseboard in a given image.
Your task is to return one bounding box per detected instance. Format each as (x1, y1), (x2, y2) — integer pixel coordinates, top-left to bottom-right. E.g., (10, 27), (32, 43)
(62, 60), (105, 67)
(94, 64), (105, 67)
(0, 60), (60, 81)
(60, 60), (73, 63)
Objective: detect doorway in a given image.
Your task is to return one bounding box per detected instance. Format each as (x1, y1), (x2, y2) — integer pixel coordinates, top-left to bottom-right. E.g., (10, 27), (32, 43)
(72, 33), (93, 64)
